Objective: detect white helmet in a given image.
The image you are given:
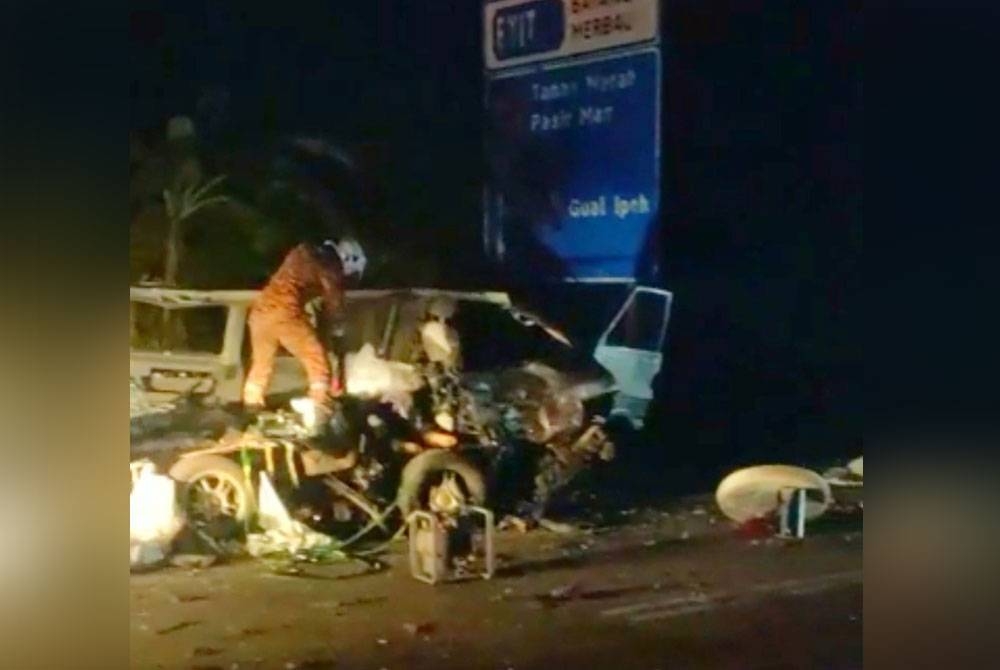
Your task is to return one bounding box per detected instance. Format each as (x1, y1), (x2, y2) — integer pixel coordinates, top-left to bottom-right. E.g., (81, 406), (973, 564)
(323, 237), (367, 278)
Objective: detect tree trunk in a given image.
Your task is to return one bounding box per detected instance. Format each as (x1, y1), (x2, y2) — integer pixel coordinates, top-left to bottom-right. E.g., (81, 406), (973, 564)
(164, 213), (181, 287)
(161, 214), (187, 348)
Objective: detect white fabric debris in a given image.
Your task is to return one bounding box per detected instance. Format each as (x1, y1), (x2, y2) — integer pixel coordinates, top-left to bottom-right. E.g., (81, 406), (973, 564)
(419, 321), (460, 366)
(130, 462), (185, 569)
(246, 472), (335, 558)
(344, 344), (424, 415)
(715, 464), (833, 524)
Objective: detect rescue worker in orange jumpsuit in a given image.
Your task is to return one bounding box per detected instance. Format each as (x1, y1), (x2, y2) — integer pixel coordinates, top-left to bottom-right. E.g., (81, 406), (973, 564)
(241, 238), (367, 414)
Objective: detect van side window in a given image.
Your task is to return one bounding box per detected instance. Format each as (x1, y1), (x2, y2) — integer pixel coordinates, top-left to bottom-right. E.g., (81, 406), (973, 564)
(130, 304), (227, 353)
(605, 290), (668, 352)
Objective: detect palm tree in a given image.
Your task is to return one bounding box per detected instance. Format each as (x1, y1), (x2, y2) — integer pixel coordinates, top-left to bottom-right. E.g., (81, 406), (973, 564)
(162, 173), (230, 287)
(160, 174), (230, 345)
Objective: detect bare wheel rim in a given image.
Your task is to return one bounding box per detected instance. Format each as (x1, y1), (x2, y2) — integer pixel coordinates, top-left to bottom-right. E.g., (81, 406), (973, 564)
(187, 472), (245, 520)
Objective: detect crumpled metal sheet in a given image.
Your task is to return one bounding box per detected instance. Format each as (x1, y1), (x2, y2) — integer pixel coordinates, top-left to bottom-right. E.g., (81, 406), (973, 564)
(495, 363), (585, 443)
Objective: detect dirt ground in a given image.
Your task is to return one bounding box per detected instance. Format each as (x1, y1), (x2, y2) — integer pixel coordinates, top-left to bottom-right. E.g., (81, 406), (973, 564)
(130, 498), (863, 670)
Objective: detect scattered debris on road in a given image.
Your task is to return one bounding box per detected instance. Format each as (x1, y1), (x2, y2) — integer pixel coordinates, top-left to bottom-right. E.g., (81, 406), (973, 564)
(155, 620), (201, 635)
(246, 473), (338, 559)
(402, 621), (436, 636)
(498, 515), (531, 533)
(537, 518), (576, 534)
(171, 592), (209, 603)
(191, 646), (222, 657)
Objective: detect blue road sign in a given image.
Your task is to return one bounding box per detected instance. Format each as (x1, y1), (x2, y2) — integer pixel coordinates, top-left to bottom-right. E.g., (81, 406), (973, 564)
(484, 48), (661, 282)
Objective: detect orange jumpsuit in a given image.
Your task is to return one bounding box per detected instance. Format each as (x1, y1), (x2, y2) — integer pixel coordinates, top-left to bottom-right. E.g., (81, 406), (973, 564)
(242, 243), (344, 408)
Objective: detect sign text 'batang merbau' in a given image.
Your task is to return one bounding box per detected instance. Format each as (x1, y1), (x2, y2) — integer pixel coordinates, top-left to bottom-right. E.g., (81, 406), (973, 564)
(484, 0), (658, 70)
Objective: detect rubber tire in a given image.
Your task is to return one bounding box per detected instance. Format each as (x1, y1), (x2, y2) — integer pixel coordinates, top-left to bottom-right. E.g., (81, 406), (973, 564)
(169, 454), (254, 523)
(396, 450), (487, 517)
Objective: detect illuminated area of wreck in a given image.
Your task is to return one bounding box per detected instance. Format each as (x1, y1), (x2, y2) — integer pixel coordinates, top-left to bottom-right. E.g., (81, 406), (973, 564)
(131, 1), (860, 668)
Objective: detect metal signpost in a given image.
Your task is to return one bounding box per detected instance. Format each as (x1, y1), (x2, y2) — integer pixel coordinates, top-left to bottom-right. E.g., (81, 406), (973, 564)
(483, 0), (661, 283)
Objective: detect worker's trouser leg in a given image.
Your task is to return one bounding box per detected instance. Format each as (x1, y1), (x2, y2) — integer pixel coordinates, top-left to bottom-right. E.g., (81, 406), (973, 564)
(275, 318), (332, 407)
(242, 311), (280, 407)
(243, 312), (331, 408)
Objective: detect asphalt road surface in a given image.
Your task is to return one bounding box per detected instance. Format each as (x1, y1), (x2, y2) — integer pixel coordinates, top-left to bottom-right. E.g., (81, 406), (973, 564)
(130, 499), (863, 670)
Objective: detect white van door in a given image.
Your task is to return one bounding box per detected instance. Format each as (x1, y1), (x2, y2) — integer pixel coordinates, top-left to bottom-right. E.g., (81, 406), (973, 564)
(593, 286), (673, 428)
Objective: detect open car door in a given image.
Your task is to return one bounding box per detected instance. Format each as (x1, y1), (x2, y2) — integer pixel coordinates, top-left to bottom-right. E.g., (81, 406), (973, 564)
(593, 286), (673, 428)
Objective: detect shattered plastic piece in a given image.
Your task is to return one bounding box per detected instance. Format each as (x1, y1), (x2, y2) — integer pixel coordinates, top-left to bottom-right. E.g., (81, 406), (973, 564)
(715, 465), (832, 524)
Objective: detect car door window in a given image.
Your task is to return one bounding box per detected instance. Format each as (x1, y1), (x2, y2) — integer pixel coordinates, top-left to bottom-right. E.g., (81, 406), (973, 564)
(130, 303), (227, 353)
(604, 288), (670, 352)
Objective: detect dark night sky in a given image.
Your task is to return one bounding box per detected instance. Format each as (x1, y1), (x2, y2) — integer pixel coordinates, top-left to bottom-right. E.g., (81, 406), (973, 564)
(130, 1), (861, 485)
